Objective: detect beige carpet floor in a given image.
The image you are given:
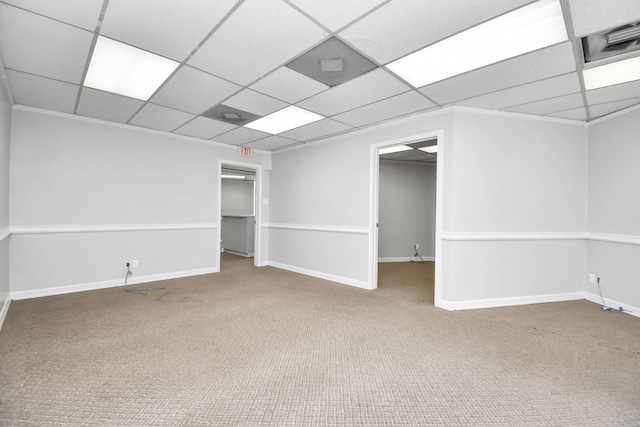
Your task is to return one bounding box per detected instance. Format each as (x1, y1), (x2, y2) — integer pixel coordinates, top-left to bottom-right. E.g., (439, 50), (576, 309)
(1, 254), (639, 426)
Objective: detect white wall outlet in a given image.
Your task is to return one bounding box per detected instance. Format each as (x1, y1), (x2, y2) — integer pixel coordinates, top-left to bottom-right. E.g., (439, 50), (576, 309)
(132, 260), (139, 268)
(415, 243), (420, 250)
(589, 273), (595, 283)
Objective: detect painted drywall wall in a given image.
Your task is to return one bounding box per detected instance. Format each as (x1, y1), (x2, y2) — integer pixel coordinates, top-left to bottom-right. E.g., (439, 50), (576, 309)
(441, 110), (587, 305)
(221, 180), (254, 216)
(269, 110), (454, 287)
(378, 161), (436, 260)
(586, 107), (640, 310)
(9, 107), (268, 295)
(0, 78), (10, 318)
(270, 107), (588, 306)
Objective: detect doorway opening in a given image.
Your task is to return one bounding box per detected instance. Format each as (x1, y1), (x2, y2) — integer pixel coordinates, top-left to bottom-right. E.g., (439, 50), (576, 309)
(218, 161), (262, 270)
(369, 131), (444, 306)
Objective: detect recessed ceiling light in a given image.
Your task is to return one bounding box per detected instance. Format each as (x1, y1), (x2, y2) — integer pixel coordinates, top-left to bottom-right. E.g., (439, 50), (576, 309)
(244, 106), (325, 134)
(387, 0), (567, 88)
(583, 55), (640, 90)
(84, 36), (179, 101)
(379, 145), (413, 155)
(418, 146), (438, 153)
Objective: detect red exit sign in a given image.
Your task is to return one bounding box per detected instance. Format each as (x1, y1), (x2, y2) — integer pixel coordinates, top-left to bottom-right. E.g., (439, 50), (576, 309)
(239, 146), (253, 157)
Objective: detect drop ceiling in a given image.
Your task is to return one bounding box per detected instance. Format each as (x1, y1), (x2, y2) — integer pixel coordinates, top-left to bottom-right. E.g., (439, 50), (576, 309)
(0, 0), (639, 152)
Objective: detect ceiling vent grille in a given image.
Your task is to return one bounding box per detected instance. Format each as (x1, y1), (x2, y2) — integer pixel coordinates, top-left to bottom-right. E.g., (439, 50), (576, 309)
(583, 23), (640, 63)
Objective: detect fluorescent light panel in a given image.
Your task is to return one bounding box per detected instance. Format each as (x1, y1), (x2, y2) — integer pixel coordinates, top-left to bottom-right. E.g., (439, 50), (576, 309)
(418, 146), (438, 153)
(84, 36), (179, 101)
(583, 55), (640, 90)
(221, 174), (246, 180)
(379, 145), (412, 155)
(244, 106), (324, 134)
(387, 0), (568, 88)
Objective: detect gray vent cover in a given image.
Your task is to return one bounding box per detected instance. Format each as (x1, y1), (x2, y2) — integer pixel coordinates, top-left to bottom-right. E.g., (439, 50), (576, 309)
(582, 23), (640, 63)
(286, 37), (377, 87)
(202, 104), (260, 125)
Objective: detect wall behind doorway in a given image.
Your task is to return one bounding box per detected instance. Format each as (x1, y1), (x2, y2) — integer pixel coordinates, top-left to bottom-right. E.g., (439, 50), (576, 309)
(221, 180), (254, 216)
(378, 161), (436, 261)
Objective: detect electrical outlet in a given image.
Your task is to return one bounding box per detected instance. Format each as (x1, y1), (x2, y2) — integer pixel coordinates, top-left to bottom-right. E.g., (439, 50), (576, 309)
(415, 243), (420, 250)
(589, 273), (595, 283)
(132, 260), (139, 268)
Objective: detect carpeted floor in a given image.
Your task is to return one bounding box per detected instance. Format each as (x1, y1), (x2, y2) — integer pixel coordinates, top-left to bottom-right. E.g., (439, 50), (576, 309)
(1, 254), (639, 426)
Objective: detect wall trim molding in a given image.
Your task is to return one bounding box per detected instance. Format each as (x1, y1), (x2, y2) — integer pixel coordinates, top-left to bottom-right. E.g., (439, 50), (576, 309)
(267, 261), (371, 290)
(10, 223), (218, 235)
(265, 223), (369, 235)
(0, 228), (9, 242)
(587, 232), (640, 246)
(438, 291), (584, 311)
(0, 296), (10, 331)
(378, 257), (435, 262)
(10, 267), (220, 301)
(439, 231), (640, 246)
(440, 231), (587, 241)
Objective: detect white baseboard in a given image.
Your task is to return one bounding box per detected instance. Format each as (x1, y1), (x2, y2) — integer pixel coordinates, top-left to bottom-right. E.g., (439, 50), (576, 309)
(223, 249), (254, 258)
(0, 295), (10, 330)
(10, 267), (220, 301)
(378, 257), (435, 262)
(267, 261), (371, 290)
(583, 292), (640, 318)
(438, 291), (584, 311)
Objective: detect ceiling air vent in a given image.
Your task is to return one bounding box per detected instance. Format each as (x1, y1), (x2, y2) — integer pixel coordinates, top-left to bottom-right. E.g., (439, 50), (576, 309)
(582, 23), (640, 63)
(286, 37), (377, 87)
(201, 104), (260, 125)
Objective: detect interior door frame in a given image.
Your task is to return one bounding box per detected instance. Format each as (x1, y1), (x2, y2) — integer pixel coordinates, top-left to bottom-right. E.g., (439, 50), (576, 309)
(218, 160), (263, 268)
(368, 130), (444, 307)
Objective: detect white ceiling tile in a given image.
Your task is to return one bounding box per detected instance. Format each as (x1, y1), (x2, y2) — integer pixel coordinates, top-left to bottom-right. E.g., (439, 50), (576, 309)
(546, 107), (588, 121)
(129, 104), (195, 132)
(297, 68), (410, 116)
(212, 127), (271, 145)
(589, 98), (640, 119)
(333, 91), (435, 127)
(173, 116), (237, 139)
(1, 0), (103, 30)
(569, 0), (640, 37)
(188, 0), (328, 86)
(0, 4), (93, 84)
(288, 0), (387, 32)
(223, 89), (288, 116)
(420, 42), (577, 104)
(250, 67), (329, 104)
(505, 93), (585, 115)
(586, 80), (640, 105)
(247, 135), (298, 150)
(150, 66), (241, 115)
(280, 118), (353, 141)
(77, 88), (145, 123)
(339, 0), (532, 64)
(7, 70), (78, 114)
(100, 0), (239, 61)
(451, 73), (581, 110)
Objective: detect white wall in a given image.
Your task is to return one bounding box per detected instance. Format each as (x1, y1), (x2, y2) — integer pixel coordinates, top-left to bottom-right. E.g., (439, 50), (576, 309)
(0, 74), (11, 320)
(221, 180), (254, 216)
(585, 107), (640, 311)
(269, 110), (454, 288)
(378, 161), (436, 260)
(441, 110), (587, 307)
(269, 107), (589, 307)
(9, 107), (269, 297)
